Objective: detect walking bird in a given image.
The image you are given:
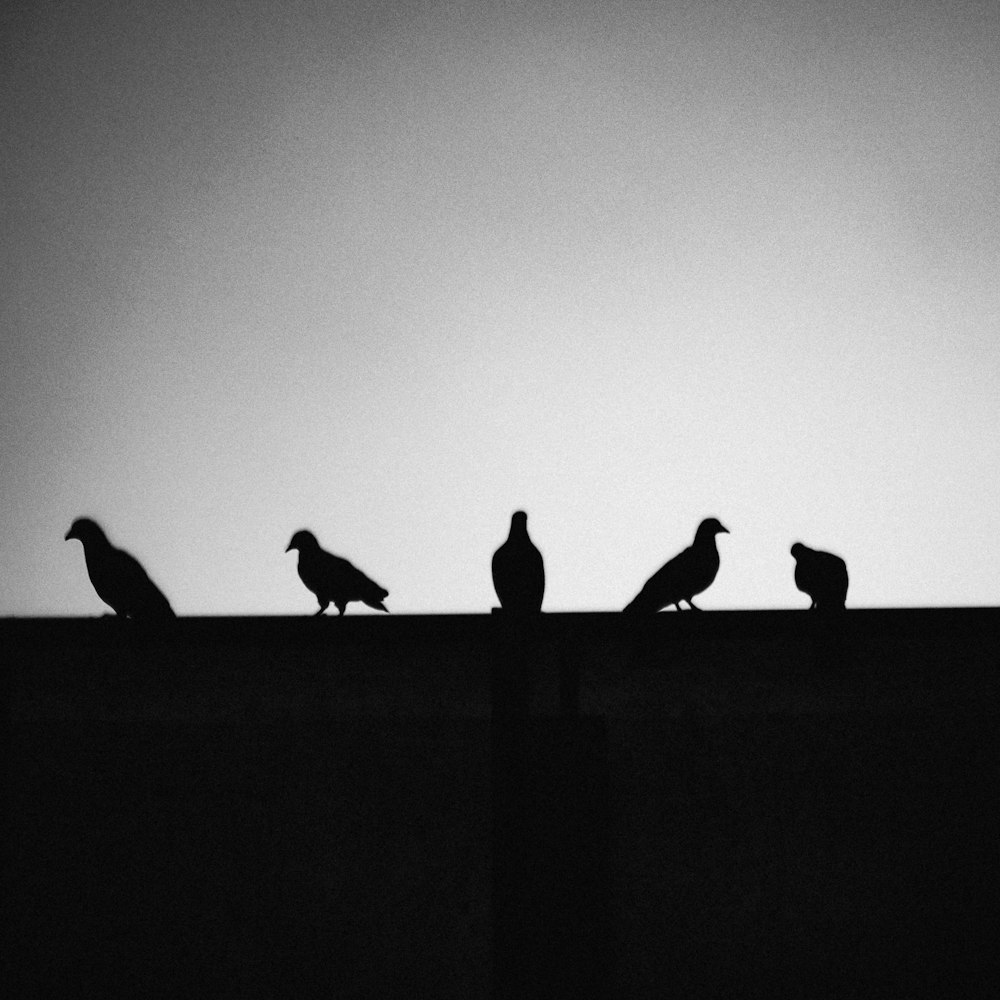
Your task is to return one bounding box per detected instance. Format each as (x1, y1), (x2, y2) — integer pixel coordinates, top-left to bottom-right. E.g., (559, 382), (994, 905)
(492, 510), (545, 613)
(64, 517), (176, 618)
(791, 542), (848, 610)
(624, 517), (729, 612)
(285, 530), (389, 615)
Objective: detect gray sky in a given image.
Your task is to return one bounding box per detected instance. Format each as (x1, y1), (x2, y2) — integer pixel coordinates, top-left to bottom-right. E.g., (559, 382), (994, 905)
(3, 0), (999, 615)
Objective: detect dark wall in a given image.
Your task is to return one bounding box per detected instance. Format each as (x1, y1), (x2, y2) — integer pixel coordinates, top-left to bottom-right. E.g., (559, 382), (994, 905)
(5, 611), (999, 998)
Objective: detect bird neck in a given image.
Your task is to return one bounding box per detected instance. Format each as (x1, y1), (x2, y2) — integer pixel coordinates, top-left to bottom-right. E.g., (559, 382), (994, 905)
(696, 532), (718, 552)
(83, 534), (111, 554)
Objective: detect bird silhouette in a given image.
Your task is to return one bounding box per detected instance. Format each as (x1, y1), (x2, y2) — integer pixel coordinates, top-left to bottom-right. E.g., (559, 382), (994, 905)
(285, 530), (389, 615)
(491, 510), (545, 613)
(64, 517), (176, 619)
(791, 542), (848, 610)
(624, 517), (729, 612)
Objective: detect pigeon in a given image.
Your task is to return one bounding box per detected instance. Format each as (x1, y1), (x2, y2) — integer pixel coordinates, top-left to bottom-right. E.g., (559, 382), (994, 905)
(624, 517), (729, 612)
(491, 510), (545, 613)
(64, 517), (176, 619)
(790, 542), (848, 610)
(285, 529), (389, 615)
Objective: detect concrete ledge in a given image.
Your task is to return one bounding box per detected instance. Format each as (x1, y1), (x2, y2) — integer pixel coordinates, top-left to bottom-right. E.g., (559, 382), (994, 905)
(6, 610), (1000, 998)
(6, 609), (999, 721)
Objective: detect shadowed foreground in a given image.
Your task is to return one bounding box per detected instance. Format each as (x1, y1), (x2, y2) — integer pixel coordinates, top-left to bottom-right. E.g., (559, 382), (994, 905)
(5, 611), (999, 998)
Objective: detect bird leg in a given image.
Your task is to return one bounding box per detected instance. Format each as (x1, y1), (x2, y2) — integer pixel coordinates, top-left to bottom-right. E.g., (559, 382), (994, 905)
(314, 601), (328, 616)
(685, 599), (701, 610)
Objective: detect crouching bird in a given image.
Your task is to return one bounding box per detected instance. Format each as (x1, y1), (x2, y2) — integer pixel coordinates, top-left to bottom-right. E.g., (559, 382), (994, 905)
(65, 517), (176, 619)
(285, 529), (389, 615)
(791, 542), (848, 610)
(491, 510), (545, 613)
(624, 517), (729, 612)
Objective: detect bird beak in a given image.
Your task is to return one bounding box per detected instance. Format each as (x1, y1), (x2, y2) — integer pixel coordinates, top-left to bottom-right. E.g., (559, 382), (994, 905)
(719, 525), (729, 534)
(64, 529), (73, 540)
(284, 542), (293, 552)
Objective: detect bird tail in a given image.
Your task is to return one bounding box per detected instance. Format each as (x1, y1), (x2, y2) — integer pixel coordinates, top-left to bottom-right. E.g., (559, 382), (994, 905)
(623, 589), (659, 614)
(623, 594), (649, 613)
(362, 583), (389, 613)
(150, 590), (177, 619)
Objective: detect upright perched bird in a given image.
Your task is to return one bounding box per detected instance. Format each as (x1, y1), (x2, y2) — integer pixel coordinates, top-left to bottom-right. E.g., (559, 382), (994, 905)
(492, 510), (545, 613)
(285, 530), (389, 615)
(624, 517), (729, 612)
(64, 517), (176, 619)
(791, 542), (848, 610)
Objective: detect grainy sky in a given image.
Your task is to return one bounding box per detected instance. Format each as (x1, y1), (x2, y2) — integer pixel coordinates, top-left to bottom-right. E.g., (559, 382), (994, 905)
(3, 0), (998, 615)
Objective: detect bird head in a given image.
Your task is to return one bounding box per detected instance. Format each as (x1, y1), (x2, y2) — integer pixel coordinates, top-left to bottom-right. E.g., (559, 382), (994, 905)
(511, 510), (528, 530)
(790, 542), (807, 560)
(696, 517), (729, 540)
(65, 517), (106, 544)
(285, 529), (318, 553)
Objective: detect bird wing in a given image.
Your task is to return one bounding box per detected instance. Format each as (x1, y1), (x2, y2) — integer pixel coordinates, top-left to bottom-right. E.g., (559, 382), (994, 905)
(815, 552), (849, 605)
(300, 549), (349, 599)
(312, 549), (388, 608)
(491, 548), (509, 604)
(833, 556), (849, 595)
(526, 545), (545, 609)
(794, 551), (847, 607)
(97, 547), (174, 618)
(346, 558), (389, 609)
(492, 541), (544, 612)
(793, 558), (814, 597)
(625, 545), (697, 612)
